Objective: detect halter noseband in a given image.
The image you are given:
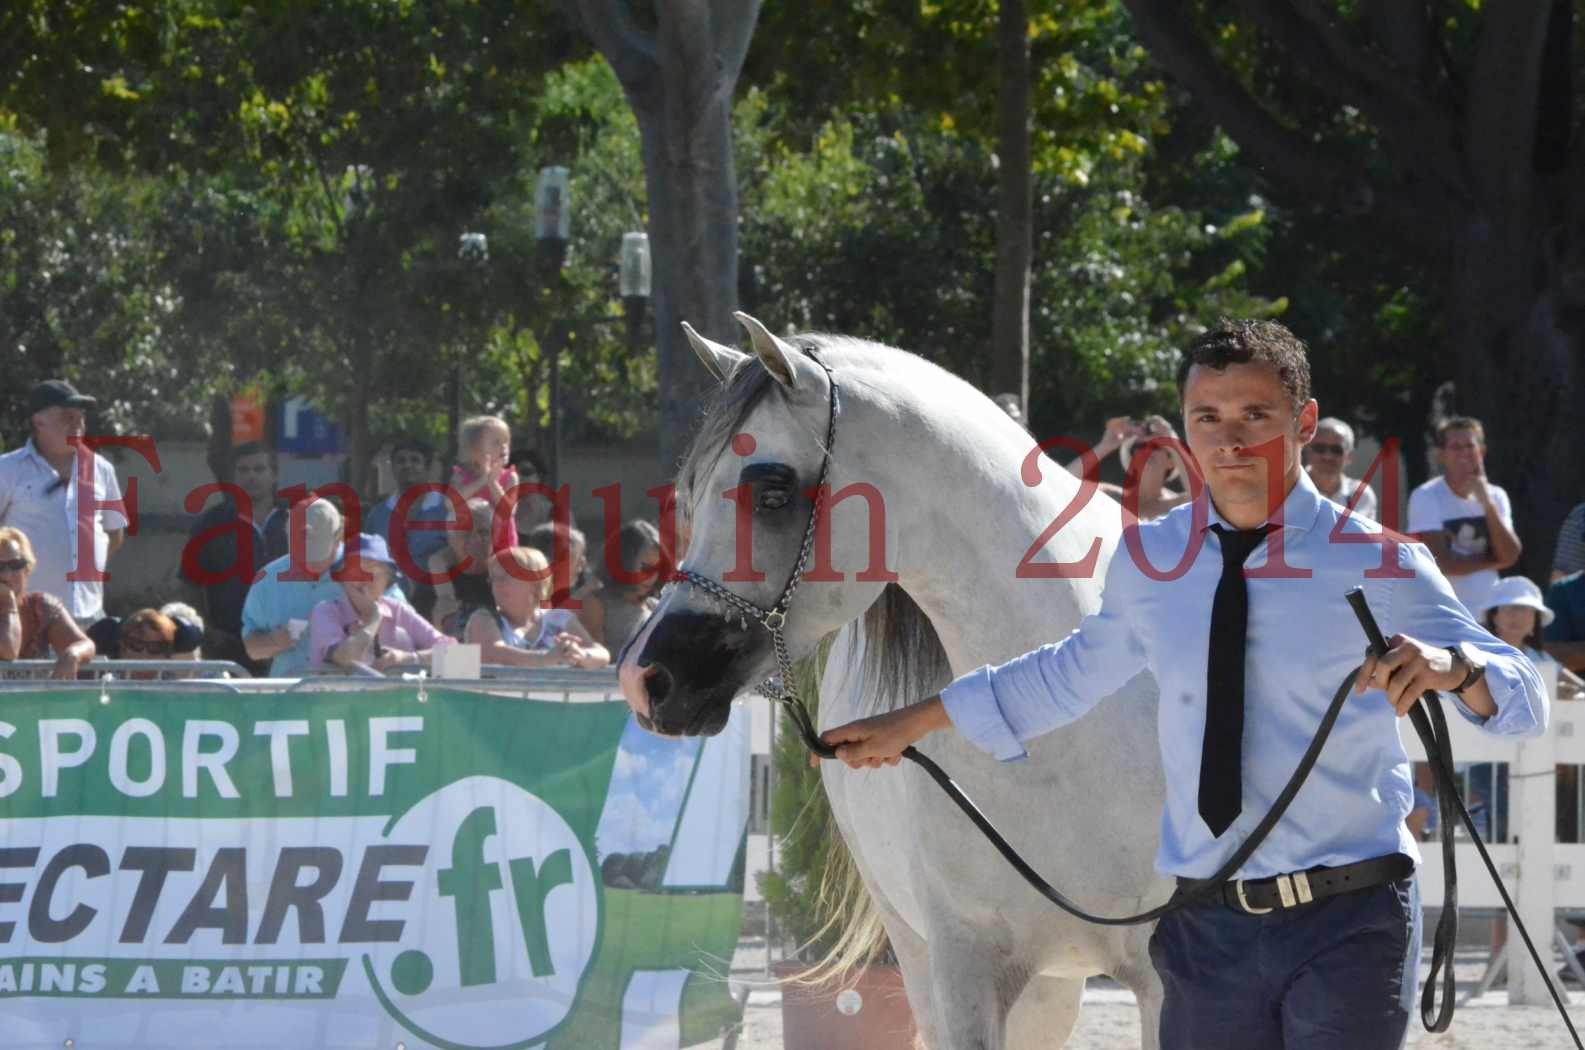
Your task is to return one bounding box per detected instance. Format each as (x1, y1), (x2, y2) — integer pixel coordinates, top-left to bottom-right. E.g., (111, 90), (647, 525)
(670, 344), (841, 758)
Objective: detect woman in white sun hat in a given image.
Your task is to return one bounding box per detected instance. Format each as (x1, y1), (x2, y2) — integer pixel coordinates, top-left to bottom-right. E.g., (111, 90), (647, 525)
(1475, 575), (1580, 699)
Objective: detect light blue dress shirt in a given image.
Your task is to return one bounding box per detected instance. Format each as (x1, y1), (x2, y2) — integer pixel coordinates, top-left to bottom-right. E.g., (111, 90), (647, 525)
(941, 470), (1547, 881)
(240, 554), (410, 678)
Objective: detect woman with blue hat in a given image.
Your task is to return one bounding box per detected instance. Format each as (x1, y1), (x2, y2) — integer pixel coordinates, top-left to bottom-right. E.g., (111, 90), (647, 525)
(309, 533), (448, 671)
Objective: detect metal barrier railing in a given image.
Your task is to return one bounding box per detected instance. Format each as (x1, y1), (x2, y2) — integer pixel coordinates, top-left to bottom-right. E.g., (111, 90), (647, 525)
(0, 659), (252, 682)
(284, 666), (622, 701)
(0, 662), (624, 702)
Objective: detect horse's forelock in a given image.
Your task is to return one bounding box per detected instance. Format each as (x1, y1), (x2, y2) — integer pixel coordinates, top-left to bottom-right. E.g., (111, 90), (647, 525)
(676, 331), (860, 516)
(676, 357), (779, 519)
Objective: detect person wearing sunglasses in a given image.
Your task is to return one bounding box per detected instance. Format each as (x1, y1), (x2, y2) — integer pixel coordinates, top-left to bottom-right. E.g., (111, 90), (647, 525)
(110, 608), (204, 679)
(0, 525), (95, 679)
(1304, 416), (1379, 522)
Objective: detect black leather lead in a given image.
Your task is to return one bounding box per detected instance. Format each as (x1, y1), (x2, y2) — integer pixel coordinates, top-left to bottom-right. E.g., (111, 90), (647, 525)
(785, 588), (1584, 1046)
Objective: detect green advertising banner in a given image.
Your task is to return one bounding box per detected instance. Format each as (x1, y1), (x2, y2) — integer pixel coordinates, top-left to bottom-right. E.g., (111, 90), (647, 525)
(0, 687), (751, 1050)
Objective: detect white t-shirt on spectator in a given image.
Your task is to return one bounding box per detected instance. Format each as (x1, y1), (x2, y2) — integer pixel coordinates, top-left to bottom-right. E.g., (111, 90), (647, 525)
(0, 439), (127, 622)
(1407, 474), (1512, 614)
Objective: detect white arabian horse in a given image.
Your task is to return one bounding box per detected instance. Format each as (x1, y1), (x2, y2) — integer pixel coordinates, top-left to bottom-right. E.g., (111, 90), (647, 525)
(618, 315), (1170, 1049)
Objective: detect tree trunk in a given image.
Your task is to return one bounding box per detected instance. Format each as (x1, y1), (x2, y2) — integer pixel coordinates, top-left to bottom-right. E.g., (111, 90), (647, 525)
(636, 80), (740, 478)
(573, 0), (761, 479)
(1447, 212), (1585, 579)
(991, 0), (1033, 410)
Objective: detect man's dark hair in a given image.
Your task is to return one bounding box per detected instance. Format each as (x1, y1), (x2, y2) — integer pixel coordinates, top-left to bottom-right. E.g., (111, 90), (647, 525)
(1175, 319), (1312, 412)
(510, 447), (546, 477)
(231, 441), (277, 468)
(1434, 416), (1486, 448)
(391, 437), (432, 461)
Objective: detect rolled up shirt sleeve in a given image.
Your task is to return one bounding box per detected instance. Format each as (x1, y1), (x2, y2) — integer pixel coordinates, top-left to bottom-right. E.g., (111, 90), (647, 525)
(940, 552), (1148, 761)
(1390, 542), (1548, 737)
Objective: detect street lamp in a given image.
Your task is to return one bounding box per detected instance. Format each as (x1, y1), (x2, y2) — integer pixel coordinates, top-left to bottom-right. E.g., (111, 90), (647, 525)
(453, 231), (489, 465)
(620, 231), (651, 350)
(535, 167), (571, 486)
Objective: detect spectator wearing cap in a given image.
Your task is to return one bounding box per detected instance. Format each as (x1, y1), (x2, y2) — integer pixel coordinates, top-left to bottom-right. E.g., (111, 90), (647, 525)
(158, 601), (206, 661)
(181, 441), (289, 674)
(1305, 417), (1379, 522)
(309, 533), (448, 671)
(111, 608), (205, 679)
(1476, 576), (1581, 701)
(0, 525), (95, 678)
(240, 499), (407, 677)
(1546, 571), (1585, 676)
(94, 607), (204, 659)
(0, 379), (127, 625)
(365, 438), (451, 597)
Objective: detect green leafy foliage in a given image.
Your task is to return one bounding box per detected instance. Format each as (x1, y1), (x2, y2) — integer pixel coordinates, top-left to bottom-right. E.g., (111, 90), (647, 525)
(756, 652), (853, 962)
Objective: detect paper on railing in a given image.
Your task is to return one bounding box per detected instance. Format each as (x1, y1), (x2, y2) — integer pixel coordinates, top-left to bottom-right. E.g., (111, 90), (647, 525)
(432, 639), (481, 678)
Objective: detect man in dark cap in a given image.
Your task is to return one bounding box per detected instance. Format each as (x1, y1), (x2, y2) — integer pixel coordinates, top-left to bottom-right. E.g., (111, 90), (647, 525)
(0, 379), (127, 626)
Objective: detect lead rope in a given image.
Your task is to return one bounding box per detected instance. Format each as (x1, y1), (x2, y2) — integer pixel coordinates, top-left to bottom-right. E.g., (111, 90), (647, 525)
(666, 349), (1580, 1045)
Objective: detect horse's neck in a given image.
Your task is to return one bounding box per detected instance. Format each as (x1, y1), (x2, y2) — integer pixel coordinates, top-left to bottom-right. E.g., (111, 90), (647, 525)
(894, 418), (1121, 678)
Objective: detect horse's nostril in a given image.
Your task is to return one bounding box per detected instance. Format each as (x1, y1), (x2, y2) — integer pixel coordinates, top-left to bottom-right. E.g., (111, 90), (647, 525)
(645, 662), (674, 706)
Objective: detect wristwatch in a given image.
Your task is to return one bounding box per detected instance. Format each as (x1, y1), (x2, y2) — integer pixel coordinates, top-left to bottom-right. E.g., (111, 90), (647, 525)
(1446, 643), (1488, 695)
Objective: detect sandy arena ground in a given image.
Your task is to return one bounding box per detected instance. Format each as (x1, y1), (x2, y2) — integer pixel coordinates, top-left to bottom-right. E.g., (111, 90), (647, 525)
(700, 946), (1585, 1049)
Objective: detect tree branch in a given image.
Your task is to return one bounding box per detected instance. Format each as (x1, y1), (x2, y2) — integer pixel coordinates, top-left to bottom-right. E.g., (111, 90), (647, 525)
(1362, 3), (1435, 81)
(1119, 0), (1451, 256)
(709, 0), (762, 85)
(1239, 1), (1463, 196)
(1466, 0), (1554, 205)
(571, 0), (658, 91)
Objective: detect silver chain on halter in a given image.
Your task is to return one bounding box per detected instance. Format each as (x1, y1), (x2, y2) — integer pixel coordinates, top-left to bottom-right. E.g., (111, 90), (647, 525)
(672, 345), (841, 755)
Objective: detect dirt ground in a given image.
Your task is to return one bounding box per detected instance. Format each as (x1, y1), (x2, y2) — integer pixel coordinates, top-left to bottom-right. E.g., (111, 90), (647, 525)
(702, 954), (1585, 1049)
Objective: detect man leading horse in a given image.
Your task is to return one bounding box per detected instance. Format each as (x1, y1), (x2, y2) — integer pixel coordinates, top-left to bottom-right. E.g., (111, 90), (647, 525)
(821, 319), (1547, 1050)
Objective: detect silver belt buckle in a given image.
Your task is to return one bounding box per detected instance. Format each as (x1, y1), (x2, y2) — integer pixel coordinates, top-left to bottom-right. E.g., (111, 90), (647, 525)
(1233, 879), (1273, 915)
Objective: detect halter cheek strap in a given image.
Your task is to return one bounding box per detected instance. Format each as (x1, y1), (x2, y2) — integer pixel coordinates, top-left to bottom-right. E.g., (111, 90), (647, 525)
(670, 345), (841, 758)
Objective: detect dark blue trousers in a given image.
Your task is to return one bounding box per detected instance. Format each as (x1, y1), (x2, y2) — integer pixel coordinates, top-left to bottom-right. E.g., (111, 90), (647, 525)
(1149, 878), (1421, 1050)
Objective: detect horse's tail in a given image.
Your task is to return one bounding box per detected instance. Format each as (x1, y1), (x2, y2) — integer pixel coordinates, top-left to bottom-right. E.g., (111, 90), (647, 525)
(791, 819), (891, 987)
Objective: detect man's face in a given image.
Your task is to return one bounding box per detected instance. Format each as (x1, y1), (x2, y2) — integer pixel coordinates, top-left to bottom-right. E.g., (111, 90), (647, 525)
(32, 407), (86, 458)
(392, 448), (430, 489)
(1307, 426), (1350, 478)
(1439, 428), (1485, 485)
(1182, 361), (1317, 523)
(234, 452), (278, 507)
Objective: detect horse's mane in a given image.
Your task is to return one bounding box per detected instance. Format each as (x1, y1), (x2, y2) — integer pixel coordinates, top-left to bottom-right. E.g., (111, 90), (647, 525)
(677, 333), (951, 712)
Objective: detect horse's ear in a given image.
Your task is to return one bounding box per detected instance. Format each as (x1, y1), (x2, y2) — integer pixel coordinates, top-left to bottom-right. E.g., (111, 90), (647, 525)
(682, 321), (749, 384)
(735, 311), (800, 390)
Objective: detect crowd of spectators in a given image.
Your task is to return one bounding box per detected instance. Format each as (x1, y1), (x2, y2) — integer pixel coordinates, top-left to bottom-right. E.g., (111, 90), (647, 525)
(0, 379), (670, 680)
(5, 375), (1583, 706)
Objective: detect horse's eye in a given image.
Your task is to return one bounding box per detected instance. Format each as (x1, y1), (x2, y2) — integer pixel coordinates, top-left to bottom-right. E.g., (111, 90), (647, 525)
(757, 488), (791, 511)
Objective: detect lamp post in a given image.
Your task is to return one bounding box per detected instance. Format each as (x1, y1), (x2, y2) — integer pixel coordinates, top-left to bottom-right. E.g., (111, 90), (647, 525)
(454, 231), (489, 466)
(535, 166), (571, 487)
(620, 231), (651, 351)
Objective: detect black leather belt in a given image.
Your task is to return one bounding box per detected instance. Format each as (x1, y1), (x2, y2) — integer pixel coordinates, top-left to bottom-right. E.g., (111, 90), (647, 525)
(1175, 853), (1415, 916)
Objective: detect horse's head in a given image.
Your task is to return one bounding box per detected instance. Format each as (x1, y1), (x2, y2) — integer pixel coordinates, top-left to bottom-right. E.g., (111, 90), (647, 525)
(618, 314), (896, 736)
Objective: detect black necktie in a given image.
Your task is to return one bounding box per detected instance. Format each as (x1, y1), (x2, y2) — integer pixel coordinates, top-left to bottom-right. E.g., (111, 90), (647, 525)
(1200, 523), (1273, 838)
